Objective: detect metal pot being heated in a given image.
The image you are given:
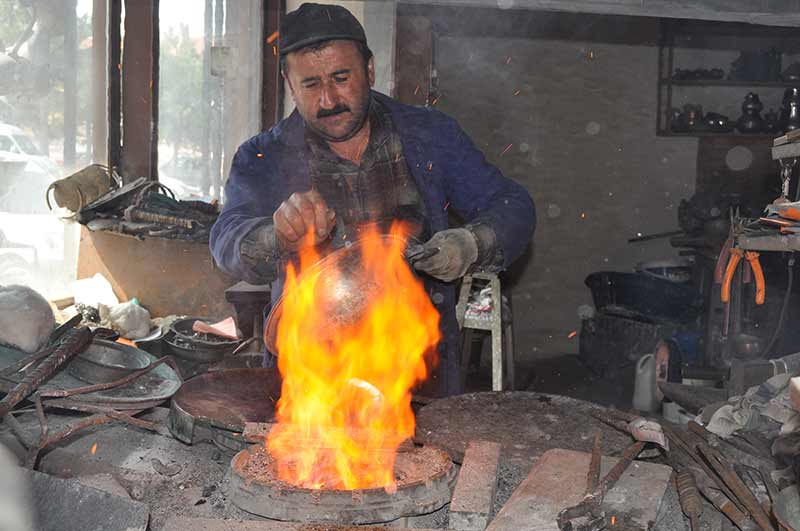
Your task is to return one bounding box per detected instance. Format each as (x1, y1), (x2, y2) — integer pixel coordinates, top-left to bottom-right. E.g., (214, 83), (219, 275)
(264, 234), (435, 355)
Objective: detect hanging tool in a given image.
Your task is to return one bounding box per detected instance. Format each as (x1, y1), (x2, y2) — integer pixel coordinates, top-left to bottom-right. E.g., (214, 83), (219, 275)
(721, 248), (765, 305)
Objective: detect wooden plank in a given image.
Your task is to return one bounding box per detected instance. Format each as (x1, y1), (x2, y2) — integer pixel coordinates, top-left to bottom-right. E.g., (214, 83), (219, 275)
(121, 0), (159, 181)
(76, 227), (235, 319)
(399, 0), (800, 27)
(92, 0), (108, 163)
(108, 0), (122, 173)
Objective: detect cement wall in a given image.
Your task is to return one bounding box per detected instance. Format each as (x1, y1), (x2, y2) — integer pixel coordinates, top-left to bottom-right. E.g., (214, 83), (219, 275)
(424, 9), (699, 357)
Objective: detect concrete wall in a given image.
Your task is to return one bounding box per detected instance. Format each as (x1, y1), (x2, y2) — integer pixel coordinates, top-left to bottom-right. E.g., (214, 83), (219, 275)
(425, 9), (698, 357)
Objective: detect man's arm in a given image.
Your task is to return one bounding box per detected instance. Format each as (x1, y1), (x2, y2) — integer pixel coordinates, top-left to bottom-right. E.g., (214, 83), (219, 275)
(210, 142), (337, 283)
(210, 142), (283, 284)
(441, 117), (536, 271)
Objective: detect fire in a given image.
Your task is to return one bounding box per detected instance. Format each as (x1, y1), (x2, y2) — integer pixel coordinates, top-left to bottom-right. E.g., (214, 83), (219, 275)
(267, 222), (441, 490)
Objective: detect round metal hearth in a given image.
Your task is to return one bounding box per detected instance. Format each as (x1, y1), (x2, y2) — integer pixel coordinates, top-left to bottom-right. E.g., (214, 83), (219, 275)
(229, 444), (456, 524)
(415, 392), (632, 468)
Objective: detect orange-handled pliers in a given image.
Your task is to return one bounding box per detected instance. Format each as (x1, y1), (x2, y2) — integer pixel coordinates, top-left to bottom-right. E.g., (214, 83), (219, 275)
(721, 248), (765, 305)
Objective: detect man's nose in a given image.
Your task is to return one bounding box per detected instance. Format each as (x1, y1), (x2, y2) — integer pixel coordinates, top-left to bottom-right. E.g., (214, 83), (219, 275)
(319, 83), (337, 109)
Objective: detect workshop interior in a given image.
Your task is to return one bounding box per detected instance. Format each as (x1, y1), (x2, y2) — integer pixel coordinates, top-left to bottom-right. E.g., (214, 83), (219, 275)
(4, 0), (800, 530)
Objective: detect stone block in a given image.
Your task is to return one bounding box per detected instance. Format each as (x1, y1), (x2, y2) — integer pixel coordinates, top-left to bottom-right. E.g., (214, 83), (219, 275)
(449, 440), (502, 531)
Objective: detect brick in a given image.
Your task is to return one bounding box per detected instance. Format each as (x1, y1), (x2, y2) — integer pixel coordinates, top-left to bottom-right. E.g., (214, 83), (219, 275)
(449, 440), (502, 531)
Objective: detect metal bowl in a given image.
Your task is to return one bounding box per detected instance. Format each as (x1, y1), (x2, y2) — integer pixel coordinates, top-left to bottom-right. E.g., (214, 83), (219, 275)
(67, 339), (152, 384)
(164, 317), (242, 363)
(264, 235), (404, 354)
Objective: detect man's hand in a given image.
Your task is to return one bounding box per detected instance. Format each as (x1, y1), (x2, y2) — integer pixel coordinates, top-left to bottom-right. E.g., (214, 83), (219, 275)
(414, 228), (479, 282)
(274, 189), (336, 251)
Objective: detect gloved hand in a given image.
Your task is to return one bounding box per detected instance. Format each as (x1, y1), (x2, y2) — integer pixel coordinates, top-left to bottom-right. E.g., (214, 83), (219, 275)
(414, 228), (478, 282)
(273, 188), (336, 251)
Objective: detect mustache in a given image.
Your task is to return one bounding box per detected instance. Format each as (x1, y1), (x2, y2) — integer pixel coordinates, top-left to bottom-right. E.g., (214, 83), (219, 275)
(317, 105), (351, 119)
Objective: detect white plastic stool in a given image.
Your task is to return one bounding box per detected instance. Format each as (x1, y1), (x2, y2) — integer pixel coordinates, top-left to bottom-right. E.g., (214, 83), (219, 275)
(455, 272), (515, 391)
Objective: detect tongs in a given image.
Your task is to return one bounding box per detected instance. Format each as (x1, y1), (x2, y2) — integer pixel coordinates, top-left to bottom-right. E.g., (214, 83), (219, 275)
(404, 243), (440, 264)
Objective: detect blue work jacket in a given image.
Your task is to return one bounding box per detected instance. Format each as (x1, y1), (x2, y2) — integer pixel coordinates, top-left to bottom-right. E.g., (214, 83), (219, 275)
(210, 91), (535, 396)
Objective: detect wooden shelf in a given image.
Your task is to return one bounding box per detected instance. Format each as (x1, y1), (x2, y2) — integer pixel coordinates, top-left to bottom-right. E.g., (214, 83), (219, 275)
(662, 79), (800, 88)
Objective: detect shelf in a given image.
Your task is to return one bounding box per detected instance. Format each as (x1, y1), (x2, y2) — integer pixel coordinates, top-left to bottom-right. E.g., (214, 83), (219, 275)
(657, 131), (777, 139)
(661, 79), (800, 87)
(738, 233), (800, 252)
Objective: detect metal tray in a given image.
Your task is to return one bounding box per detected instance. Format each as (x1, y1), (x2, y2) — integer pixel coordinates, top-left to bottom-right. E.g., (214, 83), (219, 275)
(167, 368), (280, 452)
(0, 342), (182, 410)
(67, 340), (152, 383)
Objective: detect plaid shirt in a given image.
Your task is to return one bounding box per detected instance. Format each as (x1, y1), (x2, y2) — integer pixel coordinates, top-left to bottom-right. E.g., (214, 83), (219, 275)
(241, 98), (426, 274)
(305, 98), (428, 246)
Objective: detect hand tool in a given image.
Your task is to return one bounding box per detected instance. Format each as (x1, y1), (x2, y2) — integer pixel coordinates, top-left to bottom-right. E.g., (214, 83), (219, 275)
(695, 443), (775, 531)
(721, 248), (765, 305)
(556, 433), (646, 531)
(677, 469), (703, 531)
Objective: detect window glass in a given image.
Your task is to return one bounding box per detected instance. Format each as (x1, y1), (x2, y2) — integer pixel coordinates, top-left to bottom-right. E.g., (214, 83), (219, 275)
(158, 0), (263, 201)
(0, 0), (102, 298)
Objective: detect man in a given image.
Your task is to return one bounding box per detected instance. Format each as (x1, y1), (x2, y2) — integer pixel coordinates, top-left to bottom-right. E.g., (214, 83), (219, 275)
(210, 3), (535, 397)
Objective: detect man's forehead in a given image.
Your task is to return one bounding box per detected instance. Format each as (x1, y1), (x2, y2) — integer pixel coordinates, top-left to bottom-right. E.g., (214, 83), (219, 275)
(287, 40), (361, 70)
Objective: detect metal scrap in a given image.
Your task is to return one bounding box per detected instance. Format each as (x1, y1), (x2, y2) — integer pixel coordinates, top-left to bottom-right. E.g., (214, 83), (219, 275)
(557, 438), (646, 531)
(0, 327), (92, 417)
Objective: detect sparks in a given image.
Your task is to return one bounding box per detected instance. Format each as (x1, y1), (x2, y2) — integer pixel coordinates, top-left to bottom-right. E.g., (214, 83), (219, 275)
(610, 515), (616, 526)
(257, 153), (264, 158)
(513, 89), (521, 96)
(580, 212), (587, 219)
(90, 442), (97, 455)
(505, 55), (512, 64)
(431, 97), (439, 106)
(273, 45), (277, 56)
(413, 84), (420, 96)
(266, 31), (279, 44)
(567, 331), (577, 339)
(443, 202), (450, 211)
(500, 143), (513, 156)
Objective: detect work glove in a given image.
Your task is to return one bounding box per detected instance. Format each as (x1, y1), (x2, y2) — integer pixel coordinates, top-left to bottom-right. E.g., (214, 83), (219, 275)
(414, 228), (479, 282)
(273, 188), (336, 251)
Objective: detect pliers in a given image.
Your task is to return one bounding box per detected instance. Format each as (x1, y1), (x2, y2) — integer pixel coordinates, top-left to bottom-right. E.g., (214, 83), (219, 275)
(720, 247), (765, 305)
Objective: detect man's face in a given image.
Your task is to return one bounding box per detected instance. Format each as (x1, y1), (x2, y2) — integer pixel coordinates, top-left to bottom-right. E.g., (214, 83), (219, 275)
(284, 40), (375, 142)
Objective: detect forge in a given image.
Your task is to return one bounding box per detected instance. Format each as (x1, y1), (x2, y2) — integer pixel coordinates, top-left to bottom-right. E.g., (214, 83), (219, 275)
(228, 442), (456, 524)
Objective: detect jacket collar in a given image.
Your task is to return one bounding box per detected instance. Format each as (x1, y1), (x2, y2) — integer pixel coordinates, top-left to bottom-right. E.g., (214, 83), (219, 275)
(280, 90), (418, 148)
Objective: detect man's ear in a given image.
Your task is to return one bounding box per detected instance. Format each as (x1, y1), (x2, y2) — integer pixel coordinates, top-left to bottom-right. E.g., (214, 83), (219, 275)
(282, 70), (296, 101)
(367, 56), (375, 87)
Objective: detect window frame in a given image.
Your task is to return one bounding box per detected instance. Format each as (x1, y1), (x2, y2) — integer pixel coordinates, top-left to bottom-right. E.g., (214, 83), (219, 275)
(106, 0), (284, 185)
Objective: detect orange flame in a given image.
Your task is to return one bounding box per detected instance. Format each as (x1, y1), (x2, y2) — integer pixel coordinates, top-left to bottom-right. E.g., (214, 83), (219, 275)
(267, 222), (440, 490)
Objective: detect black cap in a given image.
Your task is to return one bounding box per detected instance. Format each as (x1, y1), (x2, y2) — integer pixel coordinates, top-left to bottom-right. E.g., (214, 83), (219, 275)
(279, 3), (367, 55)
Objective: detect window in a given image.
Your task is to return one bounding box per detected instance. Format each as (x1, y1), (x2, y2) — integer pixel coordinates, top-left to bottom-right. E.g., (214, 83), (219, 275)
(0, 0), (102, 298)
(158, 0), (263, 201)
